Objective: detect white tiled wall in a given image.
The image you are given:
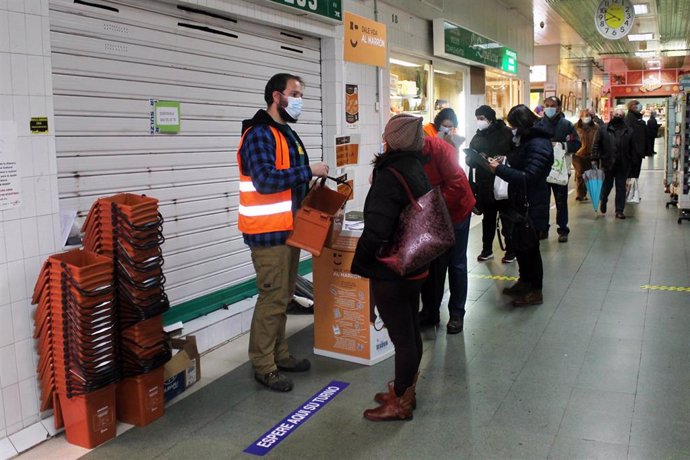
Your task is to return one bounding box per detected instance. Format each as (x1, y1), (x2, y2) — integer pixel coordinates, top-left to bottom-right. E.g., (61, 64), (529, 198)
(0, 0), (60, 455)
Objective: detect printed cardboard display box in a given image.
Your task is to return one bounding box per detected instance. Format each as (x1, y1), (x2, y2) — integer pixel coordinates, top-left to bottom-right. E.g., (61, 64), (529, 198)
(312, 239), (394, 365)
(163, 335), (201, 402)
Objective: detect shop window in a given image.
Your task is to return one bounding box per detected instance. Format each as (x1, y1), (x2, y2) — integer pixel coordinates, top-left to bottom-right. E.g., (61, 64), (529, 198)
(390, 57), (430, 123)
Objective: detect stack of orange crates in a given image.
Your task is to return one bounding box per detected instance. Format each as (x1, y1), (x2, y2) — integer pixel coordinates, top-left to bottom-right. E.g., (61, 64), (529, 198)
(82, 193), (170, 426)
(32, 249), (119, 448)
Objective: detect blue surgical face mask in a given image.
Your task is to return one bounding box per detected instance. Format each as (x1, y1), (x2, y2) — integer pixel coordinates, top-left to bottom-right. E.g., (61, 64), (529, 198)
(285, 97), (303, 120)
(439, 126), (451, 135)
(544, 107), (557, 118)
(636, 103), (642, 111)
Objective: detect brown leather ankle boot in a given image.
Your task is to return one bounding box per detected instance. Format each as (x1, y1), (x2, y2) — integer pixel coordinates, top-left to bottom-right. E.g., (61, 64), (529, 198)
(364, 385), (415, 421)
(512, 289), (543, 307)
(374, 373), (418, 409)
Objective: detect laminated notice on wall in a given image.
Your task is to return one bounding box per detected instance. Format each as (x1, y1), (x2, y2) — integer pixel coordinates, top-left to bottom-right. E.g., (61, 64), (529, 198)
(150, 100), (181, 134)
(345, 84), (359, 128)
(335, 134), (360, 168)
(0, 121), (21, 211)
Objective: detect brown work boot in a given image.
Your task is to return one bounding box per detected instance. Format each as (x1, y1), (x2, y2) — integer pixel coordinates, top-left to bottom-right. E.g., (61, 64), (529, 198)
(512, 289), (543, 307)
(364, 385), (415, 422)
(502, 280), (531, 297)
(374, 373), (418, 409)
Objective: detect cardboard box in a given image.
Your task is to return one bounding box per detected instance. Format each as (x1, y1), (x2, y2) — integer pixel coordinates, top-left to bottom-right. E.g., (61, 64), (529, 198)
(312, 246), (394, 365)
(163, 336), (201, 402)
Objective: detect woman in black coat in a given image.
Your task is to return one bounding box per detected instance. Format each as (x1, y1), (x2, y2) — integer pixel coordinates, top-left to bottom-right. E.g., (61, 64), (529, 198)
(488, 105), (553, 307)
(591, 106), (634, 219)
(351, 114), (431, 422)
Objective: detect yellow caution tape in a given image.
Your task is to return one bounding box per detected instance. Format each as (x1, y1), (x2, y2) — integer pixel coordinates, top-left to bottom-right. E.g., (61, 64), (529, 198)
(471, 274), (519, 281)
(641, 285), (690, 292)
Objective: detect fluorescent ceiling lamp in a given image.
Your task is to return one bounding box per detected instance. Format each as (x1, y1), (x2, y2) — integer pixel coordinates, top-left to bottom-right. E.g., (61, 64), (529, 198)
(633, 3), (649, 14)
(530, 65), (547, 82)
(647, 60), (661, 69)
(390, 58), (421, 67)
(628, 33), (654, 41)
(635, 51), (656, 57)
(434, 69), (454, 75)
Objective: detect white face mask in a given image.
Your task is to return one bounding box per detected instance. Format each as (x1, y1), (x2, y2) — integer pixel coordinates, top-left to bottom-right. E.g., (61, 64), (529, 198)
(581, 117), (592, 124)
(511, 128), (518, 136)
(285, 96), (303, 120)
(477, 120), (490, 131)
(438, 126), (451, 135)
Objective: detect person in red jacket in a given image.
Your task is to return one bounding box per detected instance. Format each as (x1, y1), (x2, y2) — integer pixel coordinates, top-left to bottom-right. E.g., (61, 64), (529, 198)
(418, 135), (476, 334)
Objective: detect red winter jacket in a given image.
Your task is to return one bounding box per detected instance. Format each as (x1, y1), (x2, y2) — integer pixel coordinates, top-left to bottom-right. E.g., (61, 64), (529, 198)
(422, 136), (476, 224)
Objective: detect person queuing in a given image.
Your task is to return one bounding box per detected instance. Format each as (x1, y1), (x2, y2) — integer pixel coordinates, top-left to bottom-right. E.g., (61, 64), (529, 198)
(467, 105), (515, 263)
(591, 105), (634, 219)
(646, 110), (660, 156)
(573, 109), (599, 201)
(237, 73), (328, 392)
(423, 108), (464, 148)
(351, 114), (431, 422)
(418, 134), (475, 334)
(625, 99), (647, 179)
(536, 96), (581, 243)
(488, 105), (553, 307)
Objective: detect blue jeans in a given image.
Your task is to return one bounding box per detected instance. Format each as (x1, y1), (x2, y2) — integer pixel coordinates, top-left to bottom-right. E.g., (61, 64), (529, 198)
(447, 215), (471, 318)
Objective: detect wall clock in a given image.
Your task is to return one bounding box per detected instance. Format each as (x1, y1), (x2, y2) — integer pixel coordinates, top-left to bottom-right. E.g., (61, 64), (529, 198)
(595, 0), (635, 40)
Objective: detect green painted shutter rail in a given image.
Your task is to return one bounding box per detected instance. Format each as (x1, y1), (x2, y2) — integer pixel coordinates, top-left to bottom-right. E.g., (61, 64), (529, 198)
(163, 259), (313, 325)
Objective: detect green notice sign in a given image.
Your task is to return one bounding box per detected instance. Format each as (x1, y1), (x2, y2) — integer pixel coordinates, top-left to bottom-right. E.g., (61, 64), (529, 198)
(501, 48), (518, 74)
(268, 0), (342, 21)
(443, 22), (517, 74)
(151, 100), (181, 134)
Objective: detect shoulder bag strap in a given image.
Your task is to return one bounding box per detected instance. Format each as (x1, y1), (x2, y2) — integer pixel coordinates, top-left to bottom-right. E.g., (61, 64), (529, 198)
(387, 166), (423, 211)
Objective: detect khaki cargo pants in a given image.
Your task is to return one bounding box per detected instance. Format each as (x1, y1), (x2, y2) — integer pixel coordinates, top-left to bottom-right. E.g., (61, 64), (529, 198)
(248, 244), (300, 375)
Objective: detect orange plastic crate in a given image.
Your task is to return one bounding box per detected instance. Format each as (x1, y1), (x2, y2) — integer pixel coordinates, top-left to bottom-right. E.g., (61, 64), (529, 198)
(58, 384), (117, 448)
(115, 366), (164, 426)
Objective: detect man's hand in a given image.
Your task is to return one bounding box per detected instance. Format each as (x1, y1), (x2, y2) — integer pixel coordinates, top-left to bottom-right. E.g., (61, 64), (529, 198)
(310, 162), (329, 178)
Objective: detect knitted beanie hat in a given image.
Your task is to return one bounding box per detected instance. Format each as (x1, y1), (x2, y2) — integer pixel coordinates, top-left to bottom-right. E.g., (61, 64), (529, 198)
(383, 114), (424, 152)
(475, 105), (496, 122)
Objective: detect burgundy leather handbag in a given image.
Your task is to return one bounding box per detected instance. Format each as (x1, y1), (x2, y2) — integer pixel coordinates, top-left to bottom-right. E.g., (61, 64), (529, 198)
(376, 167), (455, 276)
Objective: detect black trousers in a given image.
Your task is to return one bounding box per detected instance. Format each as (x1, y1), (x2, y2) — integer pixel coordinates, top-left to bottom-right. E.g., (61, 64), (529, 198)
(515, 245), (543, 290)
(371, 278), (424, 396)
(481, 199), (513, 254)
(601, 164), (628, 214)
(420, 250), (450, 323)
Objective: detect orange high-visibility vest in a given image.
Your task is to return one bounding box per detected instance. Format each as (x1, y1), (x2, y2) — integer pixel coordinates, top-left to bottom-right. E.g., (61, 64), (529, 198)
(237, 126), (294, 234)
(423, 123), (438, 138)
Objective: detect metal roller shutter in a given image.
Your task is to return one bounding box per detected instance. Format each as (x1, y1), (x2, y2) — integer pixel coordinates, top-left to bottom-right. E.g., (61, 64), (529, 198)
(50, 0), (323, 308)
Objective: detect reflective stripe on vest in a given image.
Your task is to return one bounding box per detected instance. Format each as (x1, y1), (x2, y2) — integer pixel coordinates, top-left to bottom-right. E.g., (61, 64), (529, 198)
(237, 125), (294, 234)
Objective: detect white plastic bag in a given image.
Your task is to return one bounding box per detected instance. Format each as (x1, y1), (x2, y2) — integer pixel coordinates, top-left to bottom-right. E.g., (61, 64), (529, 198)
(547, 142), (568, 186)
(493, 170), (509, 201)
(626, 178), (641, 203)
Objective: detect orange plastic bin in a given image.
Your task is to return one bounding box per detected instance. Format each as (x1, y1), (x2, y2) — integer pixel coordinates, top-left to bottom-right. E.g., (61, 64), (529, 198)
(58, 384), (117, 448)
(115, 366), (165, 426)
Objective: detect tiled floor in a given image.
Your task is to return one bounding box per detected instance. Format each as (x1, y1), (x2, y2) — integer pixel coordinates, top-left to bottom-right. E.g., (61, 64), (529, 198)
(21, 156), (690, 459)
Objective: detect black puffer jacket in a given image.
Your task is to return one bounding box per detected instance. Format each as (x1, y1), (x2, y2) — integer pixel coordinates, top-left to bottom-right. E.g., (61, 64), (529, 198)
(495, 127), (553, 232)
(351, 151), (431, 280)
(591, 119), (634, 172)
(625, 111), (647, 178)
(468, 120), (513, 206)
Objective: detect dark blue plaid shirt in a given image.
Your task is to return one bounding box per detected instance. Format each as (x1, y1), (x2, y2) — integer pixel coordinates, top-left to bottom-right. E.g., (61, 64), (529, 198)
(240, 122), (312, 247)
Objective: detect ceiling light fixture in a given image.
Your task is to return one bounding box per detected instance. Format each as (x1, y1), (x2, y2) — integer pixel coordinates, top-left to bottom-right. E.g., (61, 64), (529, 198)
(647, 60), (661, 69)
(635, 51), (656, 57)
(433, 69), (454, 75)
(628, 33), (654, 41)
(633, 3), (649, 14)
(390, 58), (421, 67)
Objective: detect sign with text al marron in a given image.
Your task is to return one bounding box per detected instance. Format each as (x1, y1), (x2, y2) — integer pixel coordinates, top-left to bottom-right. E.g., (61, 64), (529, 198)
(344, 12), (386, 67)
